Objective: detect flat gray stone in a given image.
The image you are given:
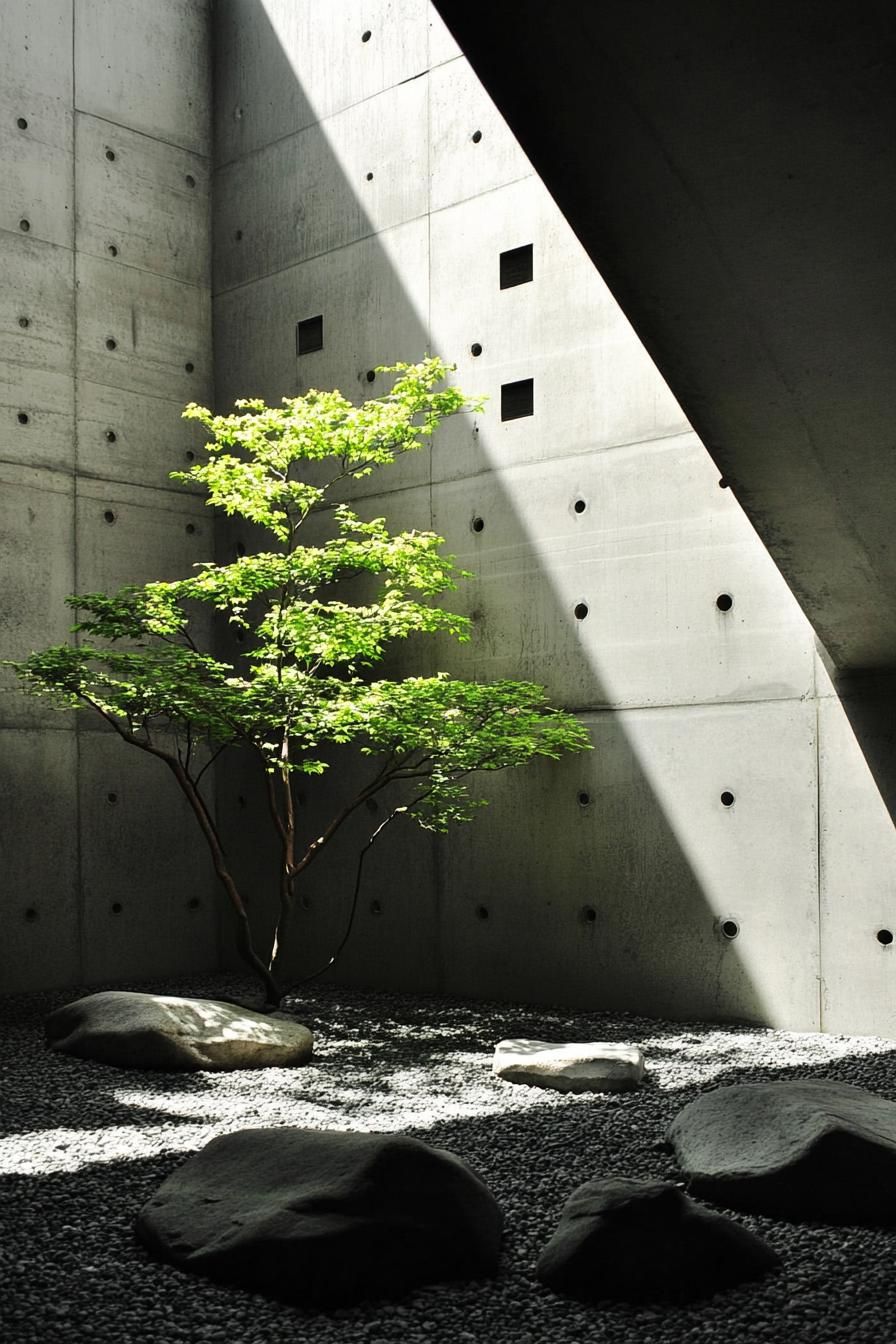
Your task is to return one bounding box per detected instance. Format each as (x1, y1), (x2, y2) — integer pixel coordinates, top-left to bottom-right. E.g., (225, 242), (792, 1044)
(536, 1176), (779, 1303)
(136, 1127), (503, 1305)
(493, 1039), (644, 1093)
(668, 1079), (896, 1223)
(44, 991), (313, 1072)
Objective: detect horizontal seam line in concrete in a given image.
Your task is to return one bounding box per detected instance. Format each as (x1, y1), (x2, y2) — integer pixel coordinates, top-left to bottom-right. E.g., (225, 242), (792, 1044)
(72, 106), (211, 160)
(212, 68), (437, 172)
(74, 251), (210, 291)
(0, 457), (203, 498)
(68, 377), (211, 408)
(545, 693), (818, 716)
(209, 173), (536, 298)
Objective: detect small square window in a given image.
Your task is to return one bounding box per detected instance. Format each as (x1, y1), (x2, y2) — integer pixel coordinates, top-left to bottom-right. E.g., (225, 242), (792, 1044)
(296, 314), (323, 355)
(501, 378), (534, 421)
(499, 244), (533, 289)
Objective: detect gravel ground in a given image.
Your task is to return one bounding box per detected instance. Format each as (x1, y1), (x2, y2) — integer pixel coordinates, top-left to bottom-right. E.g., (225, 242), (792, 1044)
(3, 975), (896, 1344)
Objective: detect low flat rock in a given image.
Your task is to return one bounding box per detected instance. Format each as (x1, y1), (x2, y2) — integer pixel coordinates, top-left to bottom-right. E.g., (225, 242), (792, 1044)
(493, 1039), (644, 1093)
(44, 991), (313, 1072)
(536, 1176), (779, 1303)
(667, 1079), (896, 1223)
(136, 1127), (503, 1305)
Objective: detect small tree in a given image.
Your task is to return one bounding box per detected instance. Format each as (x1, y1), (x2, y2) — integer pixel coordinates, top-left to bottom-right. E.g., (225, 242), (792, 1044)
(10, 359), (590, 1007)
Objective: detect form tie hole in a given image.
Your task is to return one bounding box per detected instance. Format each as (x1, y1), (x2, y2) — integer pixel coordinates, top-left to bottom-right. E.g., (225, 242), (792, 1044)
(582, 906), (597, 924)
(234, 229), (243, 241)
(17, 412), (29, 425)
(362, 29), (372, 41)
(366, 171), (374, 181)
(105, 430), (117, 443)
(103, 510), (116, 524)
(18, 316), (30, 328)
(720, 790), (735, 807)
(577, 790), (591, 807)
(476, 905), (489, 921)
(237, 795), (247, 809)
(111, 902), (123, 915)
(365, 796), (379, 813)
(19, 219), (30, 232)
(470, 342), (483, 357)
(366, 369), (376, 383)
(105, 148), (116, 161)
(106, 792), (117, 804)
(107, 244), (118, 257)
(236, 542), (246, 557)
(186, 523), (196, 535)
(471, 516), (485, 533)
(185, 362), (194, 373)
(721, 918), (740, 939)
(471, 129), (482, 143)
(370, 900), (382, 916)
(188, 897), (201, 910)
(185, 174), (196, 188)
(574, 602), (589, 621)
(105, 337), (117, 351)
(573, 498), (587, 514)
(877, 929), (894, 946)
(719, 477), (730, 489)
(16, 117), (28, 130)
(716, 593), (734, 612)
(24, 907), (39, 923)
(185, 450), (195, 462)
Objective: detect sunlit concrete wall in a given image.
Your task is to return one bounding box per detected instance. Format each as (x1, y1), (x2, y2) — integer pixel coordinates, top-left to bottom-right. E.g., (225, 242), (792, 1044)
(0, 0), (219, 992)
(211, 0), (896, 1035)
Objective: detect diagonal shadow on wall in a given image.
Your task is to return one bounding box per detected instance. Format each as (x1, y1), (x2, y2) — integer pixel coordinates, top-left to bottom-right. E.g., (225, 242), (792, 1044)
(204, 0), (832, 1029)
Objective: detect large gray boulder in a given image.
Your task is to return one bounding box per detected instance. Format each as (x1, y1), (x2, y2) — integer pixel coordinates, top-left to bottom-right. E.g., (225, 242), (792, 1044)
(536, 1176), (779, 1303)
(493, 1039), (644, 1093)
(136, 1128), (503, 1305)
(668, 1079), (896, 1223)
(45, 991), (313, 1072)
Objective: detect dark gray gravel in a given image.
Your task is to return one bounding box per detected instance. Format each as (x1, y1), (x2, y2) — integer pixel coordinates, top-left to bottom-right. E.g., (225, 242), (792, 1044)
(3, 974), (896, 1344)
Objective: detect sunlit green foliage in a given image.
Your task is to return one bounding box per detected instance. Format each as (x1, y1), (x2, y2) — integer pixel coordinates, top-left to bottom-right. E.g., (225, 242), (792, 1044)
(8, 359), (590, 1004)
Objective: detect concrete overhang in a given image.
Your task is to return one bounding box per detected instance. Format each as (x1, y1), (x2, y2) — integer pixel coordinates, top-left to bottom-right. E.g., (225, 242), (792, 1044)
(434, 0), (896, 669)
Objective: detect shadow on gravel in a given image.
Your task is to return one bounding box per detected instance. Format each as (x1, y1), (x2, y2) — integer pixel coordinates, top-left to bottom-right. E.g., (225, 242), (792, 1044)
(6, 1044), (896, 1344)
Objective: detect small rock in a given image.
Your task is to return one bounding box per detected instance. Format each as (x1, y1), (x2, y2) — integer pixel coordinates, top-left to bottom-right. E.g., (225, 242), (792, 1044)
(136, 1127), (503, 1305)
(493, 1039), (644, 1093)
(44, 991), (313, 1072)
(667, 1079), (896, 1223)
(536, 1175), (779, 1303)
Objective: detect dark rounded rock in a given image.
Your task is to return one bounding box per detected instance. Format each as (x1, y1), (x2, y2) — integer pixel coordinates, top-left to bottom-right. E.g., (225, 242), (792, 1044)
(536, 1175), (779, 1303)
(136, 1127), (503, 1305)
(667, 1080), (896, 1223)
(44, 991), (313, 1071)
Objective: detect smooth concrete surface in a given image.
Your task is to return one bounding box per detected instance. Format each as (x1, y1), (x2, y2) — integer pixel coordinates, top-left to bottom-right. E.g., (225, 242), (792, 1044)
(4, 1), (895, 1037)
(433, 0), (896, 672)
(209, 0), (894, 1035)
(0, 0), (217, 994)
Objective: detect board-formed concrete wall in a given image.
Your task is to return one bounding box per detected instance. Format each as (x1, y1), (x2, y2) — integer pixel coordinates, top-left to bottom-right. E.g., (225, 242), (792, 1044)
(211, 0), (896, 1034)
(0, 0), (219, 991)
(5, 1), (894, 1035)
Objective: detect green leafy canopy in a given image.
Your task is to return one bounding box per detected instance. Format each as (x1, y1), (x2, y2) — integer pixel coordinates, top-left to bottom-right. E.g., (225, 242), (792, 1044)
(9, 357), (590, 831)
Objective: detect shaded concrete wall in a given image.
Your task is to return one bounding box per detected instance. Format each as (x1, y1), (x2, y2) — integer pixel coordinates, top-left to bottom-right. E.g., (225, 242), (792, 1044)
(5, 1), (894, 1034)
(211, 1), (896, 1034)
(0, 0), (219, 991)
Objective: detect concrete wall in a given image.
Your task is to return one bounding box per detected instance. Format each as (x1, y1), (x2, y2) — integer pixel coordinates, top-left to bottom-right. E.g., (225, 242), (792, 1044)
(4, 1), (894, 1035)
(212, 0), (896, 1034)
(0, 0), (219, 992)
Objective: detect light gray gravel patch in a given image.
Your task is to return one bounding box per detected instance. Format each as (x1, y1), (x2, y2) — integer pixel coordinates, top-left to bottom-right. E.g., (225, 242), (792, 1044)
(3, 974), (896, 1344)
